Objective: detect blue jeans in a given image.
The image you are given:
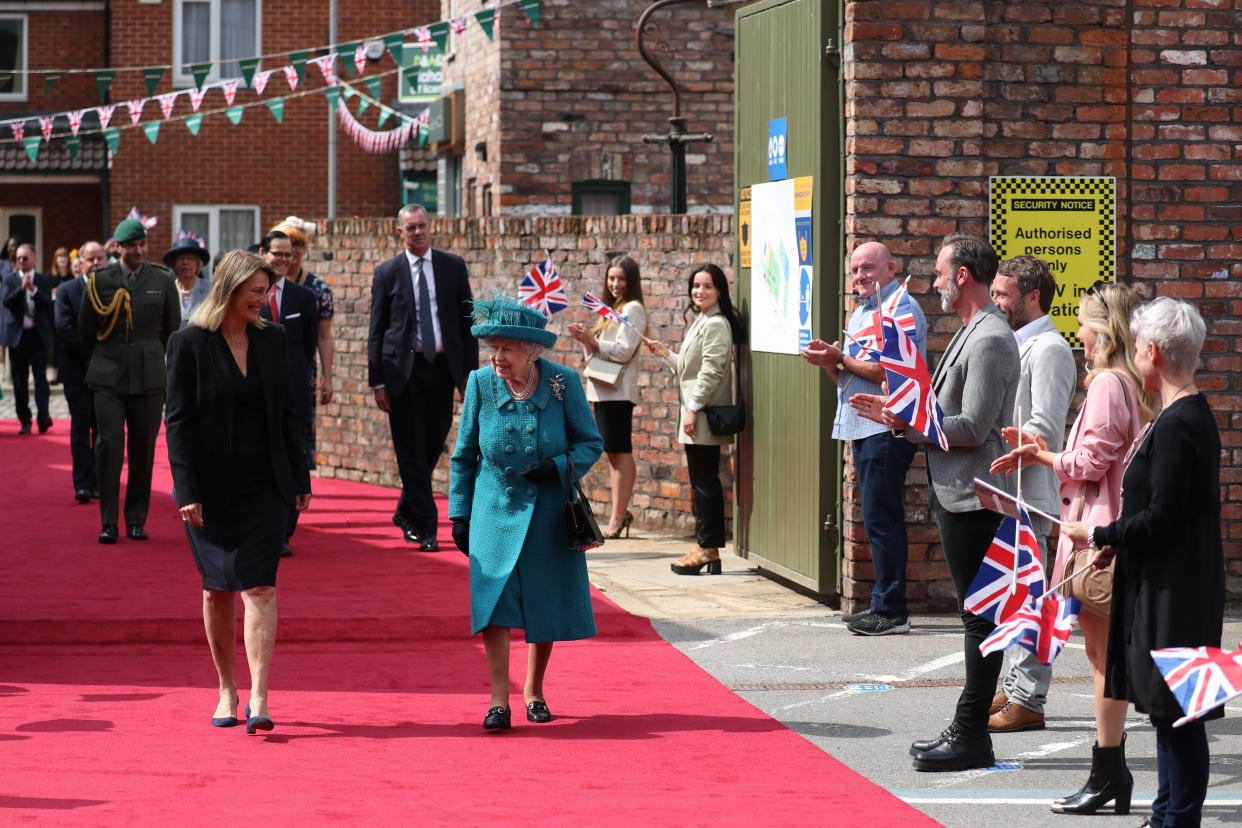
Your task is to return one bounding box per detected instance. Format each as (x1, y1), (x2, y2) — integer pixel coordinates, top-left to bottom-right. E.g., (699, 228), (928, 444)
(1151, 717), (1209, 827)
(853, 432), (918, 618)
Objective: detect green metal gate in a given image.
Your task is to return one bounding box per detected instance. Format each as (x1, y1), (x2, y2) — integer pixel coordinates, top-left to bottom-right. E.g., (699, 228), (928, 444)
(733, 0), (843, 595)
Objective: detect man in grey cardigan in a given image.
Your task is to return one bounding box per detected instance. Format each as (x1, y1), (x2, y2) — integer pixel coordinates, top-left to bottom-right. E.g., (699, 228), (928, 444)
(853, 233), (1020, 771)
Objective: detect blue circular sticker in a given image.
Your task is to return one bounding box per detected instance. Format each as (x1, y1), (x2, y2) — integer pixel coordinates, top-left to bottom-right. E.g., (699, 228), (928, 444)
(844, 684), (893, 692)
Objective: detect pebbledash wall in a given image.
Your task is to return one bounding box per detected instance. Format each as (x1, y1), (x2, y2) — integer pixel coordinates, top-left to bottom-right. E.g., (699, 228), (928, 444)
(305, 214), (735, 537)
(838, 0), (1242, 610)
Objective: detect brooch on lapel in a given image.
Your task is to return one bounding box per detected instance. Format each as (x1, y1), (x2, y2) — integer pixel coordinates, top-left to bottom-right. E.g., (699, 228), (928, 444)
(548, 373), (566, 401)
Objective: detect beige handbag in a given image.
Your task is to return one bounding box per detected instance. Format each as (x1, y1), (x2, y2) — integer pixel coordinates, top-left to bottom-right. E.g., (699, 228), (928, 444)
(584, 356), (626, 386)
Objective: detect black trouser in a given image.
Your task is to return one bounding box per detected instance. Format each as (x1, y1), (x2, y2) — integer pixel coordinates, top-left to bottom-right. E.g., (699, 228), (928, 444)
(1151, 716), (1210, 827)
(63, 379), (97, 493)
(10, 328), (50, 426)
(94, 389), (164, 529)
(931, 491), (1004, 738)
(388, 355), (455, 538)
(685, 443), (726, 549)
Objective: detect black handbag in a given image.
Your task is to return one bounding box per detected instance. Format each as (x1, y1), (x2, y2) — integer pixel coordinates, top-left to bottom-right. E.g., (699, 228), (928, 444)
(564, 457), (604, 552)
(705, 351), (745, 436)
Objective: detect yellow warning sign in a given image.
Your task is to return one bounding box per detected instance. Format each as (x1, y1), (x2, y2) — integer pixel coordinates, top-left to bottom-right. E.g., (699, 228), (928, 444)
(739, 185), (751, 269)
(989, 176), (1115, 348)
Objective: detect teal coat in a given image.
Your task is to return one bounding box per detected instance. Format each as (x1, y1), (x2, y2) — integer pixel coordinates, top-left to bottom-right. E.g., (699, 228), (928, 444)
(449, 358), (604, 640)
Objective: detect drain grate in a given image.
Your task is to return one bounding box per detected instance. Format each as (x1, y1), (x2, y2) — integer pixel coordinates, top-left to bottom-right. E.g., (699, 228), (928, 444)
(726, 676), (1094, 692)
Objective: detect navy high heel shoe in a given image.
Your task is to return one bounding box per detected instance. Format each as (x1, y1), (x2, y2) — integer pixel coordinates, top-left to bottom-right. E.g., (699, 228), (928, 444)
(211, 695), (239, 728)
(245, 703), (274, 734)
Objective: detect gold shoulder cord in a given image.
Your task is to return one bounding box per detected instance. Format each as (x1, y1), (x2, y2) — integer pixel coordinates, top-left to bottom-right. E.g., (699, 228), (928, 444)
(86, 273), (132, 342)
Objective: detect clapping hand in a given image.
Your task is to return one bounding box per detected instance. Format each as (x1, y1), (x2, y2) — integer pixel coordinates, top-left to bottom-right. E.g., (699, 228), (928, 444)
(799, 338), (841, 368)
(849, 381), (906, 430)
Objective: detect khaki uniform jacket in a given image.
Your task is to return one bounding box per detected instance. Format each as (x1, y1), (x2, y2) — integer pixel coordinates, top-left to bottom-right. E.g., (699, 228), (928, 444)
(79, 261), (180, 394)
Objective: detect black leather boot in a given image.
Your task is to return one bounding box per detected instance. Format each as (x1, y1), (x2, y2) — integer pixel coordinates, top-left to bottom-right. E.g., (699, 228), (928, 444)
(1051, 735), (1133, 815)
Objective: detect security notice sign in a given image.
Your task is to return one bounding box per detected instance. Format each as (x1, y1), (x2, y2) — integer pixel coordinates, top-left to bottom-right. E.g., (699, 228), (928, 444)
(989, 176), (1115, 347)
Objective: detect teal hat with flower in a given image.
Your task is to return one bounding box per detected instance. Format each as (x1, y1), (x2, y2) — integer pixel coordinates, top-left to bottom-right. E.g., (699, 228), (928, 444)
(470, 294), (557, 348)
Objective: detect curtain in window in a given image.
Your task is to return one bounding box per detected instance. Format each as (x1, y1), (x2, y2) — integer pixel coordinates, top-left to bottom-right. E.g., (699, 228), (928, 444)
(220, 0), (256, 79)
(220, 209), (256, 254)
(181, 2), (210, 69)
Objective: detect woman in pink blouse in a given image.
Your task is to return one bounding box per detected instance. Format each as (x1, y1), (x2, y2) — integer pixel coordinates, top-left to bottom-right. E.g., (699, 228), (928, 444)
(991, 282), (1157, 816)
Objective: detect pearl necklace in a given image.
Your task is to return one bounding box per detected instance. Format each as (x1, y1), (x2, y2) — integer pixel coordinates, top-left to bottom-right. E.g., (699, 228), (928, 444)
(506, 363), (537, 400)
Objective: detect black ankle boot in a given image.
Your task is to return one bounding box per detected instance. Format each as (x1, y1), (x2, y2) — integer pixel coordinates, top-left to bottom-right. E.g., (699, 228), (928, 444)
(1051, 735), (1133, 815)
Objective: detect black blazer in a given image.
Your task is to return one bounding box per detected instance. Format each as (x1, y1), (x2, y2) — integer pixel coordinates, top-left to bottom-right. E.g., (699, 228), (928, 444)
(54, 276), (93, 383)
(259, 278), (318, 419)
(165, 323), (311, 511)
(367, 248), (477, 398)
(2, 270), (54, 349)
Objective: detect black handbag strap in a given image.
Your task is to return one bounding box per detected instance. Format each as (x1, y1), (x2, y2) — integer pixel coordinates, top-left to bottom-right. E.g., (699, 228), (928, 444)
(564, 455), (582, 504)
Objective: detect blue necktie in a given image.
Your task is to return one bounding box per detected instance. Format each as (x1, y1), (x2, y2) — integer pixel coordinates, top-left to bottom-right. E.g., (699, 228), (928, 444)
(416, 258), (435, 363)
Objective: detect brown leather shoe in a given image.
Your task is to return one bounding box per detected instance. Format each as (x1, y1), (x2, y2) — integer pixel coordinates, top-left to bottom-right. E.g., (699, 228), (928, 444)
(989, 689), (1008, 716)
(988, 701), (1045, 733)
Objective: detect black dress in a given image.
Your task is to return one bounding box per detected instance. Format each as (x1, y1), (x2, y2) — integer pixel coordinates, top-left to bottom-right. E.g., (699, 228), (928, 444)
(186, 346), (288, 590)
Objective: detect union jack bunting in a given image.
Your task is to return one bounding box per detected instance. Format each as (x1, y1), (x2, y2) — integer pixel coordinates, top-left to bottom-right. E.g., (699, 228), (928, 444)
(980, 591), (1080, 666)
(311, 54), (338, 85)
(38, 115), (54, 142)
(158, 93), (178, 120)
(354, 44), (369, 76)
(252, 70), (273, 96)
(878, 316), (949, 451)
(1151, 645), (1242, 726)
(283, 65), (299, 92)
(126, 208), (158, 230)
(68, 110), (84, 136)
(221, 80), (239, 106)
(415, 26), (433, 53)
(519, 254), (568, 316)
(8, 120), (24, 141)
(451, 16), (469, 42)
(965, 506), (1045, 624)
(96, 105), (115, 130)
(127, 98), (147, 126)
(580, 291), (640, 332)
(189, 88), (207, 112)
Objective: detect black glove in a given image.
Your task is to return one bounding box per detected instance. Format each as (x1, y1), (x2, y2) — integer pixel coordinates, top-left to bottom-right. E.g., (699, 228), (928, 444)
(519, 459), (558, 485)
(451, 519), (470, 557)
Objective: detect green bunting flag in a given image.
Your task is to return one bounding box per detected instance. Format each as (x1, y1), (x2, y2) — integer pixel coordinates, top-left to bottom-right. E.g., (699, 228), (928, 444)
(191, 62), (212, 90)
(338, 41), (359, 77)
(418, 122), (429, 147)
(65, 136), (81, 162)
(289, 51), (310, 85)
(185, 113), (203, 135)
(356, 94), (369, 116)
(475, 9), (496, 41)
(44, 72), (62, 95)
(519, 0), (541, 29)
(103, 128), (121, 154)
(95, 70), (117, 103)
(142, 121), (161, 144)
(266, 97), (285, 122)
(363, 75), (383, 103)
(383, 33), (405, 66)
(376, 107), (392, 129)
(226, 106), (244, 125)
(322, 86), (341, 113)
(239, 57), (260, 88)
(429, 21), (450, 54)
(142, 67), (164, 96)
(22, 136), (40, 163)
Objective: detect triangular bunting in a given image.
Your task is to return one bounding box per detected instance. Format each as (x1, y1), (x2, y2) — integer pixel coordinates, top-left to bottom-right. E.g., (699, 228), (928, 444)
(142, 67), (165, 96)
(44, 72), (62, 95)
(353, 43), (369, 76)
(7, 119), (24, 142)
(239, 57), (260, 88)
(65, 136), (81, 162)
(143, 121), (161, 144)
(311, 54), (338, 85)
(451, 16), (469, 43)
(226, 106), (244, 125)
(283, 65), (299, 92)
(376, 107), (391, 128)
(158, 92), (178, 119)
(95, 70), (117, 103)
(338, 42), (359, 77)
(68, 110), (84, 136)
(289, 51), (309, 85)
(363, 75), (383, 103)
(414, 27), (433, 54)
(221, 80), (239, 106)
(185, 113), (203, 135)
(356, 95), (369, 116)
(322, 85), (341, 113)
(189, 88), (206, 112)
(253, 69), (273, 96)
(127, 98), (148, 126)
(429, 21), (450, 54)
(265, 97), (285, 122)
(103, 128), (120, 154)
(191, 62), (212, 90)
(38, 115), (54, 142)
(519, 0), (541, 29)
(22, 136), (40, 163)
(383, 33), (404, 65)
(96, 105), (115, 130)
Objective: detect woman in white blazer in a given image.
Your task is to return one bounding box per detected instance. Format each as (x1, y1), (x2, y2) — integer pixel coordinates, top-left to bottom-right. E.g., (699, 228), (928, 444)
(646, 264), (744, 575)
(568, 255), (648, 538)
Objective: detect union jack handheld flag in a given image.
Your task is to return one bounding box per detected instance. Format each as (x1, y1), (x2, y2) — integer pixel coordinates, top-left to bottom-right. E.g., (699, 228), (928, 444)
(880, 276), (918, 339)
(844, 308), (883, 362)
(878, 316), (949, 451)
(580, 291), (641, 333)
(519, 254), (569, 316)
(965, 506), (1045, 624)
(980, 591), (1080, 666)
(1151, 645), (1242, 727)
(126, 207), (158, 230)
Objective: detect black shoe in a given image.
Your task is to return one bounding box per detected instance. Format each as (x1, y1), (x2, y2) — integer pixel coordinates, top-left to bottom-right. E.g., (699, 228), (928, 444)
(75, 489), (92, 504)
(841, 609), (873, 625)
(394, 515), (420, 544)
(419, 537), (439, 551)
(280, 543), (293, 558)
(37, 416), (52, 433)
(483, 706), (511, 731)
(848, 613), (910, 636)
(18, 422), (31, 435)
(912, 729), (995, 772)
(99, 525), (119, 544)
(910, 724), (959, 757)
(127, 525), (148, 541)
(526, 700), (552, 723)
(90, 489), (100, 499)
(1051, 737), (1133, 815)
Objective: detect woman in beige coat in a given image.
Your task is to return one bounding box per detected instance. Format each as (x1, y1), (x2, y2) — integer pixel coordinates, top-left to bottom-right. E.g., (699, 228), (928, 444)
(568, 255), (648, 538)
(646, 264), (744, 575)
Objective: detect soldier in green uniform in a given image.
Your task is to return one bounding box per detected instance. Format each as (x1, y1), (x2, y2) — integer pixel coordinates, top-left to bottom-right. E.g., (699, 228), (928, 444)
(79, 218), (180, 544)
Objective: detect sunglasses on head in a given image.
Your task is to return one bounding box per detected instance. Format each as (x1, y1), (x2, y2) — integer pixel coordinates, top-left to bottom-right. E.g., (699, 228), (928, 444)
(1086, 279), (1113, 317)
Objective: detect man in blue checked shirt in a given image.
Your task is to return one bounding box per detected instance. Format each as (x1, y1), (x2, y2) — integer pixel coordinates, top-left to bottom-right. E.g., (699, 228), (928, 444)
(801, 241), (927, 636)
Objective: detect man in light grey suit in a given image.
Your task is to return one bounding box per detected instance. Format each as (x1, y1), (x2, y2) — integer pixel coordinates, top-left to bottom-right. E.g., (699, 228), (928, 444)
(986, 255), (1077, 733)
(853, 233), (1020, 771)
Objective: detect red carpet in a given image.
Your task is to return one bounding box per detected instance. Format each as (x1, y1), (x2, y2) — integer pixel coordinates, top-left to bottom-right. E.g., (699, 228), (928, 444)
(0, 419), (937, 826)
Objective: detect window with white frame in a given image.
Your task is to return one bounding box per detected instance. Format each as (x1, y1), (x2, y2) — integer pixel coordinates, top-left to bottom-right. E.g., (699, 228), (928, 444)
(0, 15), (28, 101)
(173, 0), (260, 87)
(172, 205), (260, 274)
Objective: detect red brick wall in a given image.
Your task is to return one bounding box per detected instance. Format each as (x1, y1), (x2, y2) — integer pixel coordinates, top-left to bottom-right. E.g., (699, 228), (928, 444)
(306, 214), (736, 536)
(0, 8), (104, 116)
(841, 0), (1242, 610)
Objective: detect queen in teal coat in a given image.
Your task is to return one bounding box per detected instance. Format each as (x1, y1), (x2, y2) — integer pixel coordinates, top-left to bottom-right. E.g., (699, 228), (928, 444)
(449, 295), (603, 731)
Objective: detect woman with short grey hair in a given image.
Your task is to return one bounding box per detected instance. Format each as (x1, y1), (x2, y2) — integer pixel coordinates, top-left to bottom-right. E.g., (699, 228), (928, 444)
(1065, 297), (1220, 828)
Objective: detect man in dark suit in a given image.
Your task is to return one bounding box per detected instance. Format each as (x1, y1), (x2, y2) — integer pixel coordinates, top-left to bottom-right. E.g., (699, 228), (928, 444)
(55, 240), (106, 501)
(260, 229), (318, 556)
(368, 205), (477, 550)
(2, 244), (55, 434)
(80, 218), (181, 544)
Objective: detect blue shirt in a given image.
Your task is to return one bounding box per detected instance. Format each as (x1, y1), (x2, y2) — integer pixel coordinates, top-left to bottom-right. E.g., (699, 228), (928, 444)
(831, 278), (929, 441)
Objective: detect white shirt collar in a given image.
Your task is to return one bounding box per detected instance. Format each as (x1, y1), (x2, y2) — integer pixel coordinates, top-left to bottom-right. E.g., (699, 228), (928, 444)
(1014, 314), (1049, 346)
